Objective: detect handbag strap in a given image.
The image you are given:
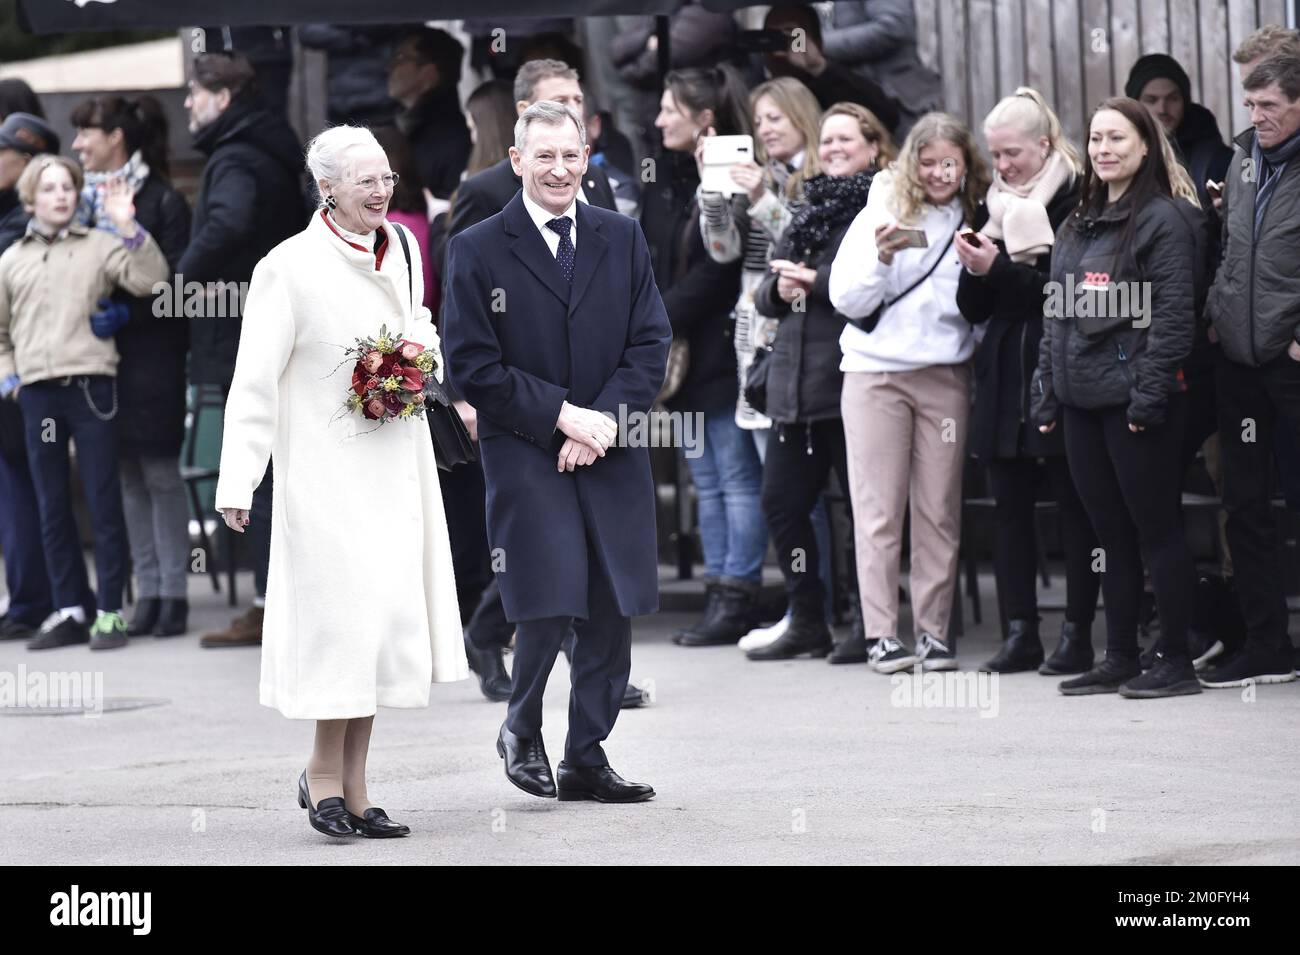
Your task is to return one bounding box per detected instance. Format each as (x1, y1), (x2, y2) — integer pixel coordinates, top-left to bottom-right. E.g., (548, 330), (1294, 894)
(888, 229), (955, 310)
(846, 229), (955, 332)
(393, 222), (414, 312)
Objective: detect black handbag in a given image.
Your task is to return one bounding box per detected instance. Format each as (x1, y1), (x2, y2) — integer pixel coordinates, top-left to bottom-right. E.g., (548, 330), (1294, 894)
(743, 346), (771, 416)
(393, 223), (476, 471)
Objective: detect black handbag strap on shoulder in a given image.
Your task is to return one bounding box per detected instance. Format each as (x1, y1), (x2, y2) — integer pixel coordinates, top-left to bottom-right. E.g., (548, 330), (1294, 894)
(393, 222), (414, 311)
(846, 230), (956, 333)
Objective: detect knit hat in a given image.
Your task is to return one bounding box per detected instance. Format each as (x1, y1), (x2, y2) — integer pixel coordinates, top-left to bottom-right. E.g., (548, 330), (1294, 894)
(1125, 53), (1192, 104)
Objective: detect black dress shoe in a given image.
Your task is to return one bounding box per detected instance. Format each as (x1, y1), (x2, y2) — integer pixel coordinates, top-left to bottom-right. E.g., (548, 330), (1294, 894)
(620, 683), (647, 709)
(496, 723), (556, 797)
(465, 633), (512, 702)
(27, 616), (90, 650)
(296, 772), (355, 837)
(347, 807), (410, 838)
(982, 619), (1044, 672)
(127, 598), (160, 637)
(0, 615), (36, 641)
(556, 762), (655, 803)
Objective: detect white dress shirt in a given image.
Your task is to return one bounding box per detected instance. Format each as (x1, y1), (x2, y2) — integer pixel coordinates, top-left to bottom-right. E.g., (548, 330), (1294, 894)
(521, 190), (578, 258)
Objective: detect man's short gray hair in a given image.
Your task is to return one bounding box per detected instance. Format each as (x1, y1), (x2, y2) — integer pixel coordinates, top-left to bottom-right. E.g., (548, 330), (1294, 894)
(513, 58), (580, 105)
(513, 100), (586, 154)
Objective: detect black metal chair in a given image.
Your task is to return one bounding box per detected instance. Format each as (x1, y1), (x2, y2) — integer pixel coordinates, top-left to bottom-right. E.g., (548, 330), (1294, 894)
(180, 383), (237, 605)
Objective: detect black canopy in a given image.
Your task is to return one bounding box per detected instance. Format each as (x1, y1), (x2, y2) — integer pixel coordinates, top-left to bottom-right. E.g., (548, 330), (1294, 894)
(18, 0), (686, 35)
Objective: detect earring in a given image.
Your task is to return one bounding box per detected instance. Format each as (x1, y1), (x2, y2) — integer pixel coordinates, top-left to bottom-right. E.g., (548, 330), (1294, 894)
(959, 173), (967, 192)
(325, 194), (337, 210)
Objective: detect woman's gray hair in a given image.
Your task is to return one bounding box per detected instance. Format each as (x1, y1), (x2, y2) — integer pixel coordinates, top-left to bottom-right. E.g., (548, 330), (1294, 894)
(513, 100), (586, 154)
(304, 124), (383, 203)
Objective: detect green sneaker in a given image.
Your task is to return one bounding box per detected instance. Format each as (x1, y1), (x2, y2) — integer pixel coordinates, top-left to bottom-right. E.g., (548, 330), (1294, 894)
(89, 610), (128, 650)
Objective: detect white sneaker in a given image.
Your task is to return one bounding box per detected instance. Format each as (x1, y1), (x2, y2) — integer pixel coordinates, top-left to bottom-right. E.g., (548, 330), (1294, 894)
(738, 613), (789, 652)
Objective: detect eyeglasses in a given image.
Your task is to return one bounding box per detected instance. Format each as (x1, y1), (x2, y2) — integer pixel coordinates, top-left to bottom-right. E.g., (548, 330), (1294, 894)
(344, 174), (400, 191)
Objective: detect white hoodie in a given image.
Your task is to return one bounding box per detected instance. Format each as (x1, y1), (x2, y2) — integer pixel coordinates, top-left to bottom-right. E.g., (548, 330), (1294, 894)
(829, 169), (973, 373)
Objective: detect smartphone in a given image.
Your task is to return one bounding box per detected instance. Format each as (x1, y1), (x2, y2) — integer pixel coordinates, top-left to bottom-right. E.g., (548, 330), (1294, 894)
(888, 226), (929, 249)
(700, 134), (755, 197)
(959, 229), (980, 247)
(1206, 179), (1224, 199)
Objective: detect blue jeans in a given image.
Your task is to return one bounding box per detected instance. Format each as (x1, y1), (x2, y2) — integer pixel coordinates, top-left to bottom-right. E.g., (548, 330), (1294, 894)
(685, 408), (766, 583)
(19, 376), (129, 613)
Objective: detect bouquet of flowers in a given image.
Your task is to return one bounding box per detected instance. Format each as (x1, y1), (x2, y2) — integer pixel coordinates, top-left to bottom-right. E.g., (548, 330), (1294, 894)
(341, 324), (440, 423)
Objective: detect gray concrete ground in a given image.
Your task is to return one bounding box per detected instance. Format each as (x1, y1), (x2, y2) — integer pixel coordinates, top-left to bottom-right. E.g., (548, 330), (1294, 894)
(1, 567), (1297, 865)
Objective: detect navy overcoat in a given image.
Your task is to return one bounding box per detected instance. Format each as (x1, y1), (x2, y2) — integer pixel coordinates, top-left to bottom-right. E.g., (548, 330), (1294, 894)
(443, 191), (672, 622)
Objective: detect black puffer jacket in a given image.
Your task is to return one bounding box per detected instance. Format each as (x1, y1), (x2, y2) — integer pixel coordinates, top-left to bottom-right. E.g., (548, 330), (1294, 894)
(958, 176), (1078, 459)
(113, 176), (191, 456)
(1031, 193), (1206, 428)
(640, 152), (741, 415)
(179, 97), (310, 386)
(754, 219), (857, 425)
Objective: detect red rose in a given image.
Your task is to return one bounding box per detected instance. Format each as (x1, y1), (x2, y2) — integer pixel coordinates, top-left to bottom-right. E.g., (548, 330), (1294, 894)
(365, 375), (381, 392)
(382, 393), (405, 414)
(361, 349), (383, 375)
(377, 355), (401, 378)
(363, 397), (387, 419)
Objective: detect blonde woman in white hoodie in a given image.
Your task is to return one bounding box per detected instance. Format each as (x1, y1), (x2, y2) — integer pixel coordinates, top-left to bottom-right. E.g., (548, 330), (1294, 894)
(829, 112), (990, 674)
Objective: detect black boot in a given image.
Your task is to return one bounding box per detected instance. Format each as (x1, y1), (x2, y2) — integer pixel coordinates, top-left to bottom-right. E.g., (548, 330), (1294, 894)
(981, 618), (1043, 672)
(153, 598), (189, 637)
(127, 598), (160, 637)
(746, 608), (833, 660)
(678, 579), (758, 646)
(672, 579), (722, 645)
(1039, 620), (1094, 675)
(828, 599), (871, 664)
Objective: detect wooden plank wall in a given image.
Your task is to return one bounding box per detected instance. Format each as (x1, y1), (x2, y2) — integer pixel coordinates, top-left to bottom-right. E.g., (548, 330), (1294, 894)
(912, 0), (1294, 147)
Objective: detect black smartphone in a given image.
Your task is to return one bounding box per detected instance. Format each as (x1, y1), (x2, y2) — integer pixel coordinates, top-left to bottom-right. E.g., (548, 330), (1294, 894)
(959, 229), (981, 247)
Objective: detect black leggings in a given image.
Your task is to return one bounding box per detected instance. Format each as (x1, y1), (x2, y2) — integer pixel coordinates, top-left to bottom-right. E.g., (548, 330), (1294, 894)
(761, 419), (855, 617)
(985, 454), (1099, 627)
(1062, 396), (1194, 657)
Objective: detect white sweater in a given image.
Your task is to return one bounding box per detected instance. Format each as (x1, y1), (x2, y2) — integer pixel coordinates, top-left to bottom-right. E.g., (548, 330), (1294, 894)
(829, 169), (973, 373)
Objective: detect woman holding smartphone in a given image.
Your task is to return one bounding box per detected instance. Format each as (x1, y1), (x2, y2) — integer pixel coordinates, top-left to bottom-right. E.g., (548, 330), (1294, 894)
(829, 112), (990, 674)
(955, 88), (1100, 676)
(1031, 97), (1206, 698)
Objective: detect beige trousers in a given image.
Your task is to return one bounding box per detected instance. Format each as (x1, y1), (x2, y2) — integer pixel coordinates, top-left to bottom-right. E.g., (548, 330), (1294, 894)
(841, 363), (971, 642)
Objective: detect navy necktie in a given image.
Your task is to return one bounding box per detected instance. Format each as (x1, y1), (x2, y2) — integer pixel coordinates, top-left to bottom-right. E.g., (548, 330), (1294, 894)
(545, 216), (575, 283)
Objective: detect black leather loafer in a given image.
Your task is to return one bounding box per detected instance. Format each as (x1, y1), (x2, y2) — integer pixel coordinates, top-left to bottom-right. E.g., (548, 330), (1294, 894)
(347, 807), (410, 838)
(297, 771), (355, 837)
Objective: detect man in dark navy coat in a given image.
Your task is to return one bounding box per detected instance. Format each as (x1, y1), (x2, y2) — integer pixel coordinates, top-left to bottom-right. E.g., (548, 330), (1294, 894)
(444, 101), (671, 803)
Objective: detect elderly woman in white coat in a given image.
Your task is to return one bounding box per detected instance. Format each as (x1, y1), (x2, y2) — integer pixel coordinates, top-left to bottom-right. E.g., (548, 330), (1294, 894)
(214, 125), (467, 840)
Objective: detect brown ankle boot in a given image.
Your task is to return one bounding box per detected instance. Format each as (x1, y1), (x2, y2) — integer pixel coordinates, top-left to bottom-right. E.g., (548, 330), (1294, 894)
(200, 606), (264, 648)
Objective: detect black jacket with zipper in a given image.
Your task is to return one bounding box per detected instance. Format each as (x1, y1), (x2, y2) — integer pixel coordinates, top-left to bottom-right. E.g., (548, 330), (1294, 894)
(1031, 192), (1206, 428)
(753, 218), (857, 425)
(958, 176), (1078, 459)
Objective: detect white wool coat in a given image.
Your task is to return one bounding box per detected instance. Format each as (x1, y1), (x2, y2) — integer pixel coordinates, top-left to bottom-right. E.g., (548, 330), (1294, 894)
(214, 210), (468, 719)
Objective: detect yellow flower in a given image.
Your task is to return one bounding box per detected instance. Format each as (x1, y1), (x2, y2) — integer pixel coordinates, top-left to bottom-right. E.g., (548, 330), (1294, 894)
(376, 335), (394, 353)
(399, 402), (416, 417)
(383, 376), (400, 392)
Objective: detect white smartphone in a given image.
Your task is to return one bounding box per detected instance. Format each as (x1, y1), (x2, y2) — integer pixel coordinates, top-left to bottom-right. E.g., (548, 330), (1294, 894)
(700, 134), (755, 196)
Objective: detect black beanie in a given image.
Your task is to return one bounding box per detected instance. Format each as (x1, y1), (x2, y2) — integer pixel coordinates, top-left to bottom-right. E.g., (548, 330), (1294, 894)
(1125, 53), (1192, 104)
